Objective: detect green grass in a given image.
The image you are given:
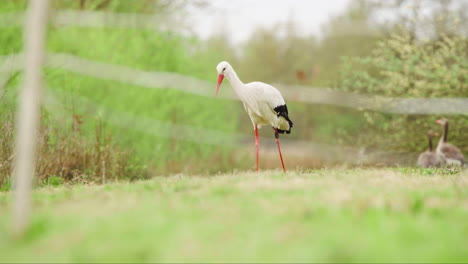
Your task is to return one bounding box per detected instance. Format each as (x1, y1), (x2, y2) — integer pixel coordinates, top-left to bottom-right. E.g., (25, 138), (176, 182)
(1, 168), (467, 263)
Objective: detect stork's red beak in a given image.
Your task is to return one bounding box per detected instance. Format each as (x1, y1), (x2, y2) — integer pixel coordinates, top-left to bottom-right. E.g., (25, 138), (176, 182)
(215, 74), (224, 97)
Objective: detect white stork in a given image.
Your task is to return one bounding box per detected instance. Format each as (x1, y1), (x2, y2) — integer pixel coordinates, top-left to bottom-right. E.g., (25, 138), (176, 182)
(215, 61), (293, 172)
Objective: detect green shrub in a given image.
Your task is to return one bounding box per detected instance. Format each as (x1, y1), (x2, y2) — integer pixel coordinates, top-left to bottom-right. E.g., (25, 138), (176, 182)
(337, 30), (467, 153)
(340, 31), (467, 97)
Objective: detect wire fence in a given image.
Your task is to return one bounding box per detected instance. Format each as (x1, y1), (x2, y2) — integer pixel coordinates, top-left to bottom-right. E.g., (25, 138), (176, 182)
(0, 10), (172, 30)
(1, 52), (467, 115)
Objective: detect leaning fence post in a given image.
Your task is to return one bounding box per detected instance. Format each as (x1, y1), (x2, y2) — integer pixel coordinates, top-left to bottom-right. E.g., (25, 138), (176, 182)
(12, 0), (49, 237)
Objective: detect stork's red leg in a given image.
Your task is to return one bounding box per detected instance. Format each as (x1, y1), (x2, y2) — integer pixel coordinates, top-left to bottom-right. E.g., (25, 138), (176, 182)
(274, 128), (286, 173)
(255, 124), (259, 171)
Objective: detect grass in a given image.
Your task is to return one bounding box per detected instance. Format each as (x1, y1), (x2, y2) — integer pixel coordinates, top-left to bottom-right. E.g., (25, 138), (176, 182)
(0, 168), (467, 263)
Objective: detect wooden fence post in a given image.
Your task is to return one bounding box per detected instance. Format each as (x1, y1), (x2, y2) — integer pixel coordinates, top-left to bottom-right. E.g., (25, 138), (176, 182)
(13, 0), (49, 237)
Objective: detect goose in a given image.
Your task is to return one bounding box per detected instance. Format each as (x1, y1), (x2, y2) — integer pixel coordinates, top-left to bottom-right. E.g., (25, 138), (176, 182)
(435, 118), (465, 166)
(417, 130), (446, 168)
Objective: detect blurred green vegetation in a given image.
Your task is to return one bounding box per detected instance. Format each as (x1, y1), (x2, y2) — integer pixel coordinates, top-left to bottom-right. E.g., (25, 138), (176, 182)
(337, 31), (468, 152)
(44, 26), (242, 172)
(239, 0), (381, 86)
(0, 0), (245, 185)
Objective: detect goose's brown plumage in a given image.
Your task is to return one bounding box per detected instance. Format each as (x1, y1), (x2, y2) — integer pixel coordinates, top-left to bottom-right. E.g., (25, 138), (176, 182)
(435, 118), (465, 165)
(417, 130), (446, 168)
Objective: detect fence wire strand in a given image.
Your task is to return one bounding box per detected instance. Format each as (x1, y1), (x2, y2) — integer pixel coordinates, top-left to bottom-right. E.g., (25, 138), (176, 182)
(1, 52), (467, 115)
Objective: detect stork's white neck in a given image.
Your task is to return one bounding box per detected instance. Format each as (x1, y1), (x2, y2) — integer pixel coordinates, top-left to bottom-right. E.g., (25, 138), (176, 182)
(224, 68), (245, 96)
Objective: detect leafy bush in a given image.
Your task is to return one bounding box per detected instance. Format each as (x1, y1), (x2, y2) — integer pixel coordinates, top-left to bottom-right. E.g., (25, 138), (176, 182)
(337, 30), (468, 153)
(340, 32), (467, 97)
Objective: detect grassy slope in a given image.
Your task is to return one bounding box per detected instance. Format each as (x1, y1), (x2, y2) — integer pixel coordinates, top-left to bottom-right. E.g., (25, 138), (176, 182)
(46, 27), (242, 173)
(1, 168), (467, 263)
(0, 23), (242, 174)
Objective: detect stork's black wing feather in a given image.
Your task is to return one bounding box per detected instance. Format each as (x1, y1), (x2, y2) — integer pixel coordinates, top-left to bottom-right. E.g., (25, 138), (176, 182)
(273, 104), (293, 134)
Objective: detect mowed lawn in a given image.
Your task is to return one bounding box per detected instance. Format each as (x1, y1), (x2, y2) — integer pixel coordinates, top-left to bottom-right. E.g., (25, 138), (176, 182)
(0, 169), (467, 263)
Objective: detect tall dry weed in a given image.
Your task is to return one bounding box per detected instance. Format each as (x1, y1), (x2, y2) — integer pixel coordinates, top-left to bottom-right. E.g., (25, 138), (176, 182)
(0, 110), (147, 189)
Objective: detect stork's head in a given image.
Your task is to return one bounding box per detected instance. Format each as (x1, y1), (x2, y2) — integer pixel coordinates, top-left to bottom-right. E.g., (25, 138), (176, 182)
(215, 61), (231, 97)
(436, 118), (448, 126)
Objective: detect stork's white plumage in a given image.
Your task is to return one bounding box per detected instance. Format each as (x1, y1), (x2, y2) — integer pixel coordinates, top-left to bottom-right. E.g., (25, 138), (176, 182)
(215, 61), (293, 172)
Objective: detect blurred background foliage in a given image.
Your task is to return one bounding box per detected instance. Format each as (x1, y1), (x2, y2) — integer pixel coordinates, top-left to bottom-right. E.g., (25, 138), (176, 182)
(338, 30), (467, 152)
(0, 0), (466, 185)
